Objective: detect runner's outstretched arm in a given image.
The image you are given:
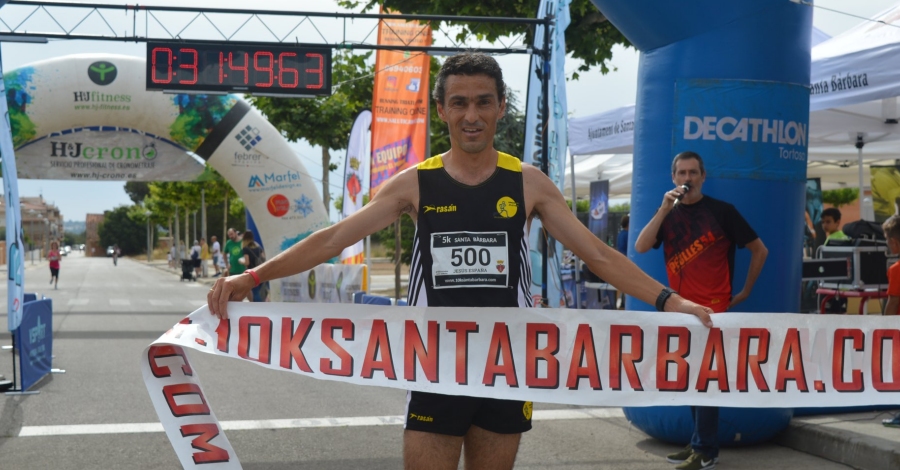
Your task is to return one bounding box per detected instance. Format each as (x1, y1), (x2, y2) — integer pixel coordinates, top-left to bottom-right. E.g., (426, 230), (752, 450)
(523, 166), (713, 326)
(208, 167), (419, 319)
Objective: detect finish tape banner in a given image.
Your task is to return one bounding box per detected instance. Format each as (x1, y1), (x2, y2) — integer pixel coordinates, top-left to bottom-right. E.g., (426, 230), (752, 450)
(143, 304), (900, 468)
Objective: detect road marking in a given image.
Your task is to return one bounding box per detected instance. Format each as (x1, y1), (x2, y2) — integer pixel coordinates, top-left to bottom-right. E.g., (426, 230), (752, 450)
(149, 300), (172, 306)
(17, 408), (625, 437)
(188, 300), (208, 307)
(67, 299), (89, 306)
(109, 299), (131, 306)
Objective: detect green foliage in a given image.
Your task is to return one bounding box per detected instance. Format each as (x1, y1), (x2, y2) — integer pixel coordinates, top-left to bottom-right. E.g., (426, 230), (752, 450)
(373, 214), (416, 265)
(565, 199), (591, 212)
(63, 231), (85, 246)
(822, 188), (859, 208)
(124, 182), (151, 204)
(340, 0), (630, 77)
(610, 201), (630, 213)
(98, 206), (146, 255)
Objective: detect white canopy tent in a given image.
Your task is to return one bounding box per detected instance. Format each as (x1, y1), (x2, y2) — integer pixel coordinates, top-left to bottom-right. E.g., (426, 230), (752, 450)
(566, 14), (900, 204)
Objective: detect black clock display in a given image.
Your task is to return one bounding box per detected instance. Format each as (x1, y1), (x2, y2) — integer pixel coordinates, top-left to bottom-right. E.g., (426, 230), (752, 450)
(146, 42), (332, 96)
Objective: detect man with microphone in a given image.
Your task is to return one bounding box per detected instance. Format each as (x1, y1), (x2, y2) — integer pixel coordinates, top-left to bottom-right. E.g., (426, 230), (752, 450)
(635, 151), (768, 470)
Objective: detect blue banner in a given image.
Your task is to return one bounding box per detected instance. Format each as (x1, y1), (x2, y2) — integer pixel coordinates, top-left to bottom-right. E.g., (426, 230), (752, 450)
(524, 0), (571, 307)
(0, 44), (25, 331)
(15, 298), (52, 391)
(673, 79), (809, 183)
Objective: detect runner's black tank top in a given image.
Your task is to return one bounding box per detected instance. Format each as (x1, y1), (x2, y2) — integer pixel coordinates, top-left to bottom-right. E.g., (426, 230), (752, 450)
(407, 152), (532, 308)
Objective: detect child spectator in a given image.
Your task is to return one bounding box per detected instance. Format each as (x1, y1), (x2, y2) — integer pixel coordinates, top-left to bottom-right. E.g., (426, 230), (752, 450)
(882, 215), (900, 315)
(821, 207), (848, 243)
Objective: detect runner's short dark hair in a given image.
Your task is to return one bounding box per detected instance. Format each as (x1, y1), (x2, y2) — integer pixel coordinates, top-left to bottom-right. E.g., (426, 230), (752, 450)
(432, 52), (506, 105)
(671, 151), (705, 175)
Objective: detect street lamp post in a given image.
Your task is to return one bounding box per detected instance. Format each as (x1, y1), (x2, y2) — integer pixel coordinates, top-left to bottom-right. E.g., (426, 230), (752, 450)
(145, 211), (152, 262)
(26, 209), (35, 264)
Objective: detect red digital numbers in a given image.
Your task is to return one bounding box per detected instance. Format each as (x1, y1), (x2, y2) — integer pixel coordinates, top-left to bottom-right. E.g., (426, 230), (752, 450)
(305, 53), (324, 89)
(151, 47), (199, 85)
(151, 47), (172, 84)
(179, 48), (198, 85)
(227, 52), (250, 85)
(149, 42), (329, 94)
(278, 52), (298, 88)
(253, 52), (274, 87)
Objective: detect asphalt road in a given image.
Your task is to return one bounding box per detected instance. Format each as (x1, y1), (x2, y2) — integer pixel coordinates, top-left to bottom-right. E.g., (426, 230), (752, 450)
(0, 253), (851, 469)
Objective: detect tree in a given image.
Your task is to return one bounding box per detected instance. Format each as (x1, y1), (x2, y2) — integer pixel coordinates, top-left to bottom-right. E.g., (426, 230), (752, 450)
(124, 182), (151, 204)
(822, 188), (858, 208)
(340, 0), (630, 78)
(250, 51), (374, 212)
(98, 205), (145, 255)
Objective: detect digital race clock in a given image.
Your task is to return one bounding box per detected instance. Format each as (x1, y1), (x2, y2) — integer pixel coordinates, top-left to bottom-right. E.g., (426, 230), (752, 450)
(146, 42), (332, 96)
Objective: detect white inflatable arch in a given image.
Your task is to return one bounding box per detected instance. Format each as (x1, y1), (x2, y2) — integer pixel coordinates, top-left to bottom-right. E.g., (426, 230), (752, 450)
(5, 53), (363, 302)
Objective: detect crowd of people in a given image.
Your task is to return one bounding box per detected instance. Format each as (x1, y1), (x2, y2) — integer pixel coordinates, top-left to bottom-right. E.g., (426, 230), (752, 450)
(167, 229), (268, 302)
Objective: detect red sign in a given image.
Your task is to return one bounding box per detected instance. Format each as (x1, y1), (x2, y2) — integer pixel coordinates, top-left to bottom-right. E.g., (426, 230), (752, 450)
(267, 194), (289, 217)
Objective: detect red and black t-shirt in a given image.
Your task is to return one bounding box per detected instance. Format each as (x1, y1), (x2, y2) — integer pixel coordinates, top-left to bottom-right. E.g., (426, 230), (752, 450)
(654, 196), (758, 312)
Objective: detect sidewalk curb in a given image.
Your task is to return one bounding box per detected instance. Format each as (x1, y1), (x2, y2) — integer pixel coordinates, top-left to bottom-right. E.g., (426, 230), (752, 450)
(775, 414), (900, 470)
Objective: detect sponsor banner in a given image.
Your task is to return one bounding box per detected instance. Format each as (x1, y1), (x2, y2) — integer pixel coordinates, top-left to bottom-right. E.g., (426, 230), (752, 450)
(568, 104), (635, 156)
(0, 47), (25, 331)
(588, 180), (610, 242)
(370, 11), (431, 197)
(524, 0), (571, 307)
(280, 264), (365, 304)
(15, 298), (52, 390)
(341, 110), (372, 263)
(673, 79), (809, 183)
(145, 305), (900, 466)
(15, 128), (204, 181)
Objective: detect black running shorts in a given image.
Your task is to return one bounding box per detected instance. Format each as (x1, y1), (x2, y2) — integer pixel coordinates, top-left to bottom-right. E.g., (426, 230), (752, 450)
(404, 391), (533, 436)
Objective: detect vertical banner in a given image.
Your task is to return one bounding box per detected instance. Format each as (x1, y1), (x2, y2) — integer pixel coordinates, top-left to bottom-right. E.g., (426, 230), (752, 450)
(523, 0), (571, 306)
(341, 110), (373, 264)
(370, 11), (431, 197)
(0, 46), (26, 332)
(588, 180), (610, 243)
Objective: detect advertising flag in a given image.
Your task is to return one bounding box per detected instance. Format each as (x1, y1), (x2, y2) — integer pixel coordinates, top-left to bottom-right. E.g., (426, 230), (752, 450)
(523, 0), (571, 307)
(0, 47), (26, 331)
(370, 12), (431, 197)
(341, 110), (372, 264)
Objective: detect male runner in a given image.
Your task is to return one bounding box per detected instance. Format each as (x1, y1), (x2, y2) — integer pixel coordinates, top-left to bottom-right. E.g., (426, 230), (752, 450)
(209, 52), (713, 470)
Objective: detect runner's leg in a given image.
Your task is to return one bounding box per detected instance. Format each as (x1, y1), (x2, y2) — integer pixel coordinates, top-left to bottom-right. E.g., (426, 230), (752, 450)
(462, 426), (520, 470)
(403, 430), (462, 470)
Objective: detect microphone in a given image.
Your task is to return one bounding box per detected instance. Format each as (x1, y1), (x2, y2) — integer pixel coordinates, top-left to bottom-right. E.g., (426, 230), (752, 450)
(674, 182), (692, 205)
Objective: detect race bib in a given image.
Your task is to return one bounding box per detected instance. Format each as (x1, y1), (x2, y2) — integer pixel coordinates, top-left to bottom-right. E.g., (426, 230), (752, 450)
(431, 231), (509, 289)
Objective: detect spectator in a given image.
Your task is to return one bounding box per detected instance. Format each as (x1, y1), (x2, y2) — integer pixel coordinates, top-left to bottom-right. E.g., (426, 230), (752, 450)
(200, 237), (210, 277)
(210, 235), (222, 277)
(882, 215), (900, 315)
(224, 228), (243, 277)
(821, 207), (848, 243)
(190, 240), (202, 277)
(238, 231), (267, 302)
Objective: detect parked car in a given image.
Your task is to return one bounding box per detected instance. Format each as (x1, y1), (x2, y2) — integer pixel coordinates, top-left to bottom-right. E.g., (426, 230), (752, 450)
(63, 246), (71, 256)
(106, 246), (115, 257)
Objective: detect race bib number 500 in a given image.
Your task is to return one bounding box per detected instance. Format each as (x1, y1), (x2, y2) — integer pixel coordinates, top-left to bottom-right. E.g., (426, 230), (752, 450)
(431, 231), (509, 289)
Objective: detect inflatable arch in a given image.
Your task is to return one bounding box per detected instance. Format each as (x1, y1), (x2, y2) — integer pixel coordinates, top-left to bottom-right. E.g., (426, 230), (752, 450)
(589, 0), (811, 445)
(5, 53), (364, 302)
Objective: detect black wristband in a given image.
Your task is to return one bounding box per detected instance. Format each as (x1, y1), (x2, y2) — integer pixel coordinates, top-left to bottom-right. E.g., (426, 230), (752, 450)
(656, 287), (676, 312)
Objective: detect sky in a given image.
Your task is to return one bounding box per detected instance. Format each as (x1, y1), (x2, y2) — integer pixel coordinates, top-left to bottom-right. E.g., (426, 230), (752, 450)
(0, 0), (896, 223)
